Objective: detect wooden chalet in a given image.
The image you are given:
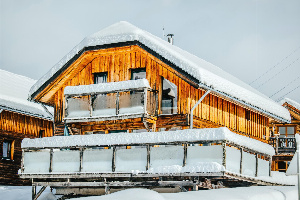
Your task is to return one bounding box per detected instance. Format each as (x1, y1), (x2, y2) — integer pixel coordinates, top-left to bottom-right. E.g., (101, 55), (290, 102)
(270, 98), (300, 172)
(21, 21), (294, 197)
(28, 21), (290, 140)
(0, 69), (53, 185)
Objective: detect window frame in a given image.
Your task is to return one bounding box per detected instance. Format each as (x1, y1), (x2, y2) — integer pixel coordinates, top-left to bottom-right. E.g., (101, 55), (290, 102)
(94, 72), (108, 84)
(161, 76), (178, 115)
(131, 68), (146, 80)
(277, 125), (296, 137)
(2, 140), (13, 160)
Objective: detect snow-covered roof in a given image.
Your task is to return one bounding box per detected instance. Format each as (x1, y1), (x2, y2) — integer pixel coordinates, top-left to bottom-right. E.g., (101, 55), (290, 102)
(21, 127), (275, 156)
(0, 69), (53, 120)
(28, 21), (290, 122)
(281, 98), (300, 112)
(64, 79), (150, 96)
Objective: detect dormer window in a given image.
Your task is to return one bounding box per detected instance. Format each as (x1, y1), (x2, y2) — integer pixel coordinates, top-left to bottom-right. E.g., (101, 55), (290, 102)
(94, 72), (107, 84)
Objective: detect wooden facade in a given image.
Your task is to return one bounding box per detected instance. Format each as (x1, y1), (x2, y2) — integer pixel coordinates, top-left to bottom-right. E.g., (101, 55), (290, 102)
(0, 110), (53, 185)
(33, 45), (271, 142)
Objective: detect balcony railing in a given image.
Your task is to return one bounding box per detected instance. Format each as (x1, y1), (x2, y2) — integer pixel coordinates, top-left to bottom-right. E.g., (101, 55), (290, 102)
(63, 79), (157, 123)
(269, 137), (296, 154)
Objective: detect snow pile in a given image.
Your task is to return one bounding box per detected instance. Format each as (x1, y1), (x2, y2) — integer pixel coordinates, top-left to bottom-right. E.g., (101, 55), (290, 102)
(64, 79), (150, 96)
(281, 97), (300, 112)
(0, 69), (53, 120)
(29, 21), (290, 122)
(0, 186), (57, 200)
(22, 127), (275, 156)
(67, 187), (298, 200)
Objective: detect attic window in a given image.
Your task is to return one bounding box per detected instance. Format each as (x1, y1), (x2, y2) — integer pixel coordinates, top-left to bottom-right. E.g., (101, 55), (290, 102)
(131, 68), (146, 80)
(94, 72), (107, 84)
(161, 77), (177, 114)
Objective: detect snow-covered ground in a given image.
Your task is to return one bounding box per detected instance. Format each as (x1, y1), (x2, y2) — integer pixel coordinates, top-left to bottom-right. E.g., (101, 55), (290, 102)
(0, 186), (298, 200)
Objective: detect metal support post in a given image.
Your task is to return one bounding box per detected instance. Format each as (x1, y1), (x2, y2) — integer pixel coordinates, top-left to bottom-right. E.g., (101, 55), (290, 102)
(190, 90), (211, 129)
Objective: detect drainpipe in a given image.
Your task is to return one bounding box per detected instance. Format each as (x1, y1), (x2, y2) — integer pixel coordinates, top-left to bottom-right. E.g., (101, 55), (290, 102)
(190, 90), (211, 129)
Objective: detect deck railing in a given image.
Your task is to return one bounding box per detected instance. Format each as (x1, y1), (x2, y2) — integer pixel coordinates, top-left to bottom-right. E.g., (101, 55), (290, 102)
(269, 137), (296, 154)
(20, 129), (273, 179)
(64, 88), (157, 123)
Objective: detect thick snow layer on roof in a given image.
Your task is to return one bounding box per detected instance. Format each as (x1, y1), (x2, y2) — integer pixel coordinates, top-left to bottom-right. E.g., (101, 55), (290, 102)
(29, 21), (290, 122)
(281, 97), (300, 112)
(22, 127), (275, 156)
(0, 69), (53, 120)
(64, 79), (150, 96)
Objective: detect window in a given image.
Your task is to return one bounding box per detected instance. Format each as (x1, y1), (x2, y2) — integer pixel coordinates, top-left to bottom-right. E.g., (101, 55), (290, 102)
(2, 140), (13, 160)
(39, 130), (45, 138)
(278, 126), (295, 138)
(245, 110), (250, 121)
(161, 77), (177, 114)
(94, 72), (108, 84)
(131, 68), (146, 80)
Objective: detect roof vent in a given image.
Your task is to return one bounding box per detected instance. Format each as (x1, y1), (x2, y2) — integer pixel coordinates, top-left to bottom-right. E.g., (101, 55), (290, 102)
(167, 34), (174, 45)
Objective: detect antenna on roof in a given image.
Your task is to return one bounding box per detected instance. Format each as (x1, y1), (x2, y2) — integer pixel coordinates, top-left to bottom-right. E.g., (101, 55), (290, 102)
(163, 26), (165, 38)
(167, 34), (174, 45)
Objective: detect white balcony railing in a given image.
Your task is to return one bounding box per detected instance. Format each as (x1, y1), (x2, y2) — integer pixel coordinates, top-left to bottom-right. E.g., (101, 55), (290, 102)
(63, 79), (157, 123)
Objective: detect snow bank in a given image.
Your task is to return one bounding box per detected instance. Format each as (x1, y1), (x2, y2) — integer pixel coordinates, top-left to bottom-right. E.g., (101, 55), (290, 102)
(22, 127), (275, 156)
(0, 186), (57, 200)
(29, 21), (290, 122)
(67, 187), (298, 200)
(0, 69), (53, 120)
(281, 97), (300, 112)
(64, 79), (150, 96)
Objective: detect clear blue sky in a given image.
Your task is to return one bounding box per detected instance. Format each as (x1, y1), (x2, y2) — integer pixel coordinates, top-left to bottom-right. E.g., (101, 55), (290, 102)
(1, 0), (299, 103)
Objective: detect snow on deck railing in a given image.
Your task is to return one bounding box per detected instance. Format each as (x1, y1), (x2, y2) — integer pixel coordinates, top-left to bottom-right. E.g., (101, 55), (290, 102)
(21, 127), (275, 156)
(64, 79), (150, 96)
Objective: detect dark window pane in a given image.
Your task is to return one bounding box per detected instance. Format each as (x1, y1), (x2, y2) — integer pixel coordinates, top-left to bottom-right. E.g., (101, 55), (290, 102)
(94, 72), (107, 84)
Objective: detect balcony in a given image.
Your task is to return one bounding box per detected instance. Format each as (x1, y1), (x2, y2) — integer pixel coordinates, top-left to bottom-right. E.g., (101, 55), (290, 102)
(269, 137), (296, 154)
(63, 79), (157, 123)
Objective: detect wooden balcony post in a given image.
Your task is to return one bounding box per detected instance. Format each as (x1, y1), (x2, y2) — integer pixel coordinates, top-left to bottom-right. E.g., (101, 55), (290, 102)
(144, 88), (148, 114)
(183, 143), (188, 167)
(269, 156), (272, 177)
(255, 154), (258, 177)
(21, 149), (25, 173)
(49, 149), (53, 173)
(89, 95), (93, 117)
(116, 92), (120, 115)
(79, 148), (84, 172)
(222, 143), (226, 168)
(240, 148), (243, 174)
(146, 145), (150, 171)
(112, 146), (116, 172)
(65, 96), (69, 118)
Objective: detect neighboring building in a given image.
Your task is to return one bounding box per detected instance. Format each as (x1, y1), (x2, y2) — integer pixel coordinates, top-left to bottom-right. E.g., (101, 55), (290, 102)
(270, 98), (300, 172)
(28, 21), (290, 141)
(0, 69), (53, 185)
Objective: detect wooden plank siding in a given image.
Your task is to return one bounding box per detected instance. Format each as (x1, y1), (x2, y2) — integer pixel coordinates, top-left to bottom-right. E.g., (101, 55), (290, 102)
(0, 110), (53, 185)
(36, 45), (269, 142)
